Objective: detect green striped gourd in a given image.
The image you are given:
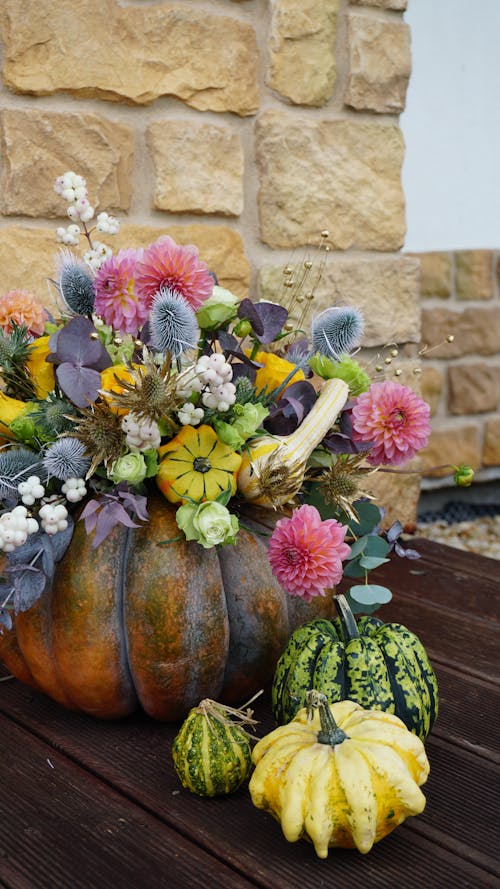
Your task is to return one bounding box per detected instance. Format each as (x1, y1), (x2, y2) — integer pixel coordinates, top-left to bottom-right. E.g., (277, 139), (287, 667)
(271, 594), (438, 741)
(171, 698), (253, 797)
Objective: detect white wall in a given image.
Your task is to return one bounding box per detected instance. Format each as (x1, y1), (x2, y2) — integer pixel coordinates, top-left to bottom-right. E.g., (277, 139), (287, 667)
(401, 0), (500, 251)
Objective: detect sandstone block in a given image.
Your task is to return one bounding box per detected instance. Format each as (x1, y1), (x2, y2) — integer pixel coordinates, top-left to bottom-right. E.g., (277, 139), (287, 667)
(420, 367), (444, 416)
(350, 0), (407, 9)
(1, 0), (258, 116)
(483, 417), (500, 466)
(448, 363), (500, 414)
(0, 109), (133, 218)
(0, 224), (250, 316)
(259, 255), (420, 346)
(256, 111), (405, 250)
(345, 14), (411, 113)
(419, 424), (481, 477)
(148, 121), (244, 217)
(407, 251), (451, 298)
(365, 465), (420, 529)
(421, 306), (500, 359)
(455, 250), (493, 300)
(267, 0), (338, 106)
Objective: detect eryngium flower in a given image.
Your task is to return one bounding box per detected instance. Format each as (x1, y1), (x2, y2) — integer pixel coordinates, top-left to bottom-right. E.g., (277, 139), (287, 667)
(42, 437), (91, 481)
(149, 288), (200, 358)
(56, 251), (95, 316)
(351, 381), (431, 467)
(0, 447), (43, 501)
(311, 307), (364, 360)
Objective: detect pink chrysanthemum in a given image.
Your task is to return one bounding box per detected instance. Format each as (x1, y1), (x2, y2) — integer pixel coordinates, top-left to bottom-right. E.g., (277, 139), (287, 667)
(0, 290), (47, 336)
(93, 248), (146, 335)
(268, 504), (351, 601)
(351, 380), (431, 467)
(134, 236), (213, 311)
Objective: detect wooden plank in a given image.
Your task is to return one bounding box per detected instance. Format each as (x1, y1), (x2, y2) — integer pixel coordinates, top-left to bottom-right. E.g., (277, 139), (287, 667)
(411, 538), (500, 581)
(363, 548), (500, 623)
(423, 735), (500, 877)
(0, 681), (498, 888)
(432, 664), (500, 763)
(0, 715), (258, 889)
(369, 595), (499, 682)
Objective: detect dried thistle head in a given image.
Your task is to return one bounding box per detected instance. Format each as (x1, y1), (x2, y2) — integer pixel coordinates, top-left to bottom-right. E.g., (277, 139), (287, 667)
(105, 349), (181, 426)
(252, 448), (306, 509)
(70, 401), (125, 477)
(317, 454), (373, 520)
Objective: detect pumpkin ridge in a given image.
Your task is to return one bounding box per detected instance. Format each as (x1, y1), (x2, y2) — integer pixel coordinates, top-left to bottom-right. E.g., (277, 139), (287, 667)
(117, 523), (141, 705)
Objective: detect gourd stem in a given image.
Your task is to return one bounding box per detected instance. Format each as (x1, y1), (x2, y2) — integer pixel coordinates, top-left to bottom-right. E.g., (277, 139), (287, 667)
(334, 593), (359, 641)
(306, 691), (349, 747)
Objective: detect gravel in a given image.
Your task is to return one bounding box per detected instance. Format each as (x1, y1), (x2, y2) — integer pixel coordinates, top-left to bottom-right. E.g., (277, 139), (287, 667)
(415, 515), (500, 561)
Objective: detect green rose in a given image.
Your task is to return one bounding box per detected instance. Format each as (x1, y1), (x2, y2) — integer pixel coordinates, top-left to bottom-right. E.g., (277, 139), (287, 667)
(196, 286), (239, 330)
(453, 464), (475, 487)
(215, 402), (269, 449)
(176, 501), (239, 548)
(109, 453), (147, 486)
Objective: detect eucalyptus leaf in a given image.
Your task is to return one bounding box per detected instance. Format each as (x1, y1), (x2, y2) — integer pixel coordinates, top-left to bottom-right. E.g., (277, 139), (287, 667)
(0, 607), (13, 631)
(13, 570), (47, 613)
(359, 555), (390, 570)
(349, 584), (393, 606)
(344, 591), (382, 616)
(342, 560), (366, 578)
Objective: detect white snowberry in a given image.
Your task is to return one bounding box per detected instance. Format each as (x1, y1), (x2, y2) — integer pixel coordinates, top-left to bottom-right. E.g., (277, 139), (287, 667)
(61, 478), (87, 503)
(177, 403), (204, 426)
(38, 503), (69, 536)
(0, 505), (39, 552)
(18, 475), (45, 506)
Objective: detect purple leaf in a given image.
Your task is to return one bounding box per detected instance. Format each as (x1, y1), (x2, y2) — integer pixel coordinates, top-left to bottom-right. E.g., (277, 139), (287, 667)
(387, 521), (404, 544)
(49, 317), (111, 370)
(56, 363), (102, 407)
(237, 299), (288, 344)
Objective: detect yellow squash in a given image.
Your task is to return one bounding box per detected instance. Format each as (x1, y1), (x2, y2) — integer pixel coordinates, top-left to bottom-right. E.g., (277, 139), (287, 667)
(157, 424), (242, 504)
(249, 691), (429, 857)
(237, 377), (348, 508)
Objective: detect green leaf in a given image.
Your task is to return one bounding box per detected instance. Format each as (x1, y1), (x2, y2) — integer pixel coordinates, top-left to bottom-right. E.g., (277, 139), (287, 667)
(349, 584), (393, 606)
(342, 560), (366, 578)
(344, 591), (383, 616)
(215, 485), (233, 507)
(359, 555), (390, 570)
(363, 535), (390, 558)
(347, 536), (368, 559)
(339, 501), (383, 537)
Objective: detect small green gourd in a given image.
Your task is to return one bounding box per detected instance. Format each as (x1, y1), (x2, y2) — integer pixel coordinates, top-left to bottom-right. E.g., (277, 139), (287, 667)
(171, 697), (257, 797)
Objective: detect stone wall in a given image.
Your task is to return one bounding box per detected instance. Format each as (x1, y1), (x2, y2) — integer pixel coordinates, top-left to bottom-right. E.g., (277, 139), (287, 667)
(0, 0), (419, 522)
(411, 250), (500, 486)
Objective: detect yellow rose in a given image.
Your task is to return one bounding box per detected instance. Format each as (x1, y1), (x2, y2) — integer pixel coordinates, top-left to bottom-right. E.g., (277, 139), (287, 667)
(100, 364), (136, 414)
(251, 350), (304, 397)
(26, 336), (55, 398)
(0, 391), (29, 443)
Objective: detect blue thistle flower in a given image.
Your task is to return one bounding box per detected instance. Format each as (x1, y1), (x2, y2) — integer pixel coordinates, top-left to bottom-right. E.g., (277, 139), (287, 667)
(42, 438), (90, 481)
(311, 306), (364, 360)
(149, 288), (200, 358)
(0, 447), (43, 502)
(56, 250), (95, 316)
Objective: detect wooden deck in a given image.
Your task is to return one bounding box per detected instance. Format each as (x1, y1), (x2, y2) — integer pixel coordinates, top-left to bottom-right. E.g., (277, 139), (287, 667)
(0, 539), (499, 889)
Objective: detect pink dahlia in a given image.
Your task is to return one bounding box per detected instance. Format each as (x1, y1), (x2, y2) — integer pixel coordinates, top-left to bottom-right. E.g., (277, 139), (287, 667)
(0, 290), (47, 336)
(351, 380), (431, 467)
(268, 504), (351, 601)
(93, 248), (146, 335)
(134, 236), (213, 311)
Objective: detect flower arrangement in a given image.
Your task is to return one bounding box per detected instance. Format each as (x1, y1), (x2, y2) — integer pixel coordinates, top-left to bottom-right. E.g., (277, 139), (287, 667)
(0, 172), (472, 636)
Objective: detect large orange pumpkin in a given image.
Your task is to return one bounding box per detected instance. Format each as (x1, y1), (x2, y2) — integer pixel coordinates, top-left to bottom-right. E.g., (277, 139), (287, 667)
(0, 494), (332, 721)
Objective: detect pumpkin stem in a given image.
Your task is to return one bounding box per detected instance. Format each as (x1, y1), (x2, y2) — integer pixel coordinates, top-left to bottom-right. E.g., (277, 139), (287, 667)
(306, 690), (349, 746)
(334, 593), (360, 641)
